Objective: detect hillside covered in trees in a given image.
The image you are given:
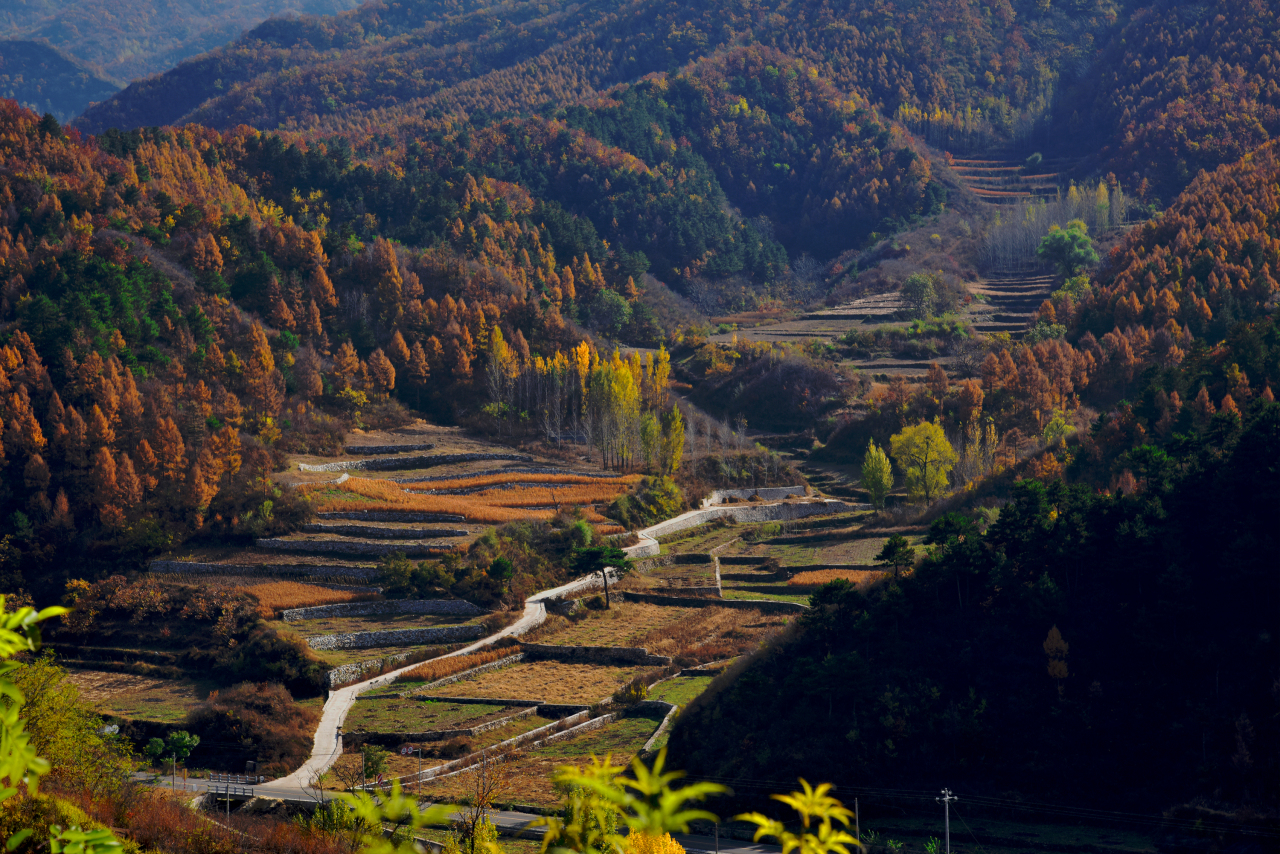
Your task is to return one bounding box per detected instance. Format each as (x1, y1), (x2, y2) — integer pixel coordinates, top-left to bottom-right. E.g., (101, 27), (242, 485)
(71, 0), (1280, 211)
(1, 0), (1279, 832)
(0, 0), (365, 84)
(0, 40), (119, 122)
(666, 136), (1280, 812)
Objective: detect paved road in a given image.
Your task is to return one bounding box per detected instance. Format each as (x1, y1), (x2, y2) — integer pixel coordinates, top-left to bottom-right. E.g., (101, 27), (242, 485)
(144, 775), (778, 854)
(271, 570), (620, 791)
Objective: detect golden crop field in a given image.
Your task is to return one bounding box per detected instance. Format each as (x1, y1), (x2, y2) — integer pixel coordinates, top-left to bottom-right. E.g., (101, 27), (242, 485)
(528, 603), (697, 648)
(420, 473), (641, 491)
(788, 568), (886, 587)
(304, 477), (632, 524)
(463, 483), (635, 508)
(422, 661), (644, 704)
(305, 478), (551, 522)
(239, 581), (381, 617)
(396, 648), (516, 685)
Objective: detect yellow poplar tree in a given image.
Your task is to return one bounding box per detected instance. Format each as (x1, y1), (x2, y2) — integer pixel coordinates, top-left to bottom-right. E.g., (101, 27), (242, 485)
(889, 419), (957, 503)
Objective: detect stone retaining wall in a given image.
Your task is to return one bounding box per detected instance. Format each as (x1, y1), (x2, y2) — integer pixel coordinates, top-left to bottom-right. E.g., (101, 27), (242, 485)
(620, 533), (659, 559)
(632, 553), (713, 571)
(641, 499), (855, 541)
(318, 510), (467, 523)
(536, 703), (592, 717)
(343, 443), (436, 455)
(521, 643), (671, 666)
(299, 453), (533, 473)
(417, 696), (542, 706)
(704, 485), (808, 506)
(308, 624), (483, 651)
(283, 598), (485, 622)
(149, 560), (381, 580)
(717, 556), (770, 565)
(301, 524), (469, 539)
(618, 590), (808, 613)
(256, 538), (453, 557)
(640, 701), (678, 753)
(327, 652), (418, 687)
(525, 711), (619, 751)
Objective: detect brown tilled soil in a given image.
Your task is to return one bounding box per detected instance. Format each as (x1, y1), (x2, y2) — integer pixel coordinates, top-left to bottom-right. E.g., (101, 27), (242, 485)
(421, 661), (645, 704)
(526, 602), (698, 647)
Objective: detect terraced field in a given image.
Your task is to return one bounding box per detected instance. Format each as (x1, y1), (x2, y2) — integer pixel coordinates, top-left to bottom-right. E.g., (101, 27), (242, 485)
(269, 612), (484, 640)
(420, 661), (647, 704)
(529, 602), (698, 647)
(147, 419), (643, 686)
(130, 414), (914, 794)
(66, 670), (214, 724)
(345, 699), (510, 733)
(414, 710), (666, 807)
(949, 157), (1075, 205)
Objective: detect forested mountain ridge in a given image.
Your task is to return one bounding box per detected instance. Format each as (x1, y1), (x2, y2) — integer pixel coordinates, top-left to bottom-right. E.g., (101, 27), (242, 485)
(75, 0), (1109, 142)
(0, 0), (366, 84)
(668, 398), (1280, 808)
(0, 40), (120, 122)
(73, 0), (1280, 221)
(1056, 0), (1280, 203)
(665, 135), (1280, 809)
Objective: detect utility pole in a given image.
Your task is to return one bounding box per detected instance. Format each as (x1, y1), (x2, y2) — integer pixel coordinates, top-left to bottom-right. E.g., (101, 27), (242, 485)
(855, 798), (860, 844)
(936, 789), (957, 854)
(171, 755), (176, 794)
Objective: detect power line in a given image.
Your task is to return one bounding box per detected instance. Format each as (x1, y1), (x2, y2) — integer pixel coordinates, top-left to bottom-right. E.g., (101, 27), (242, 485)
(673, 774), (1280, 840)
(951, 804), (992, 854)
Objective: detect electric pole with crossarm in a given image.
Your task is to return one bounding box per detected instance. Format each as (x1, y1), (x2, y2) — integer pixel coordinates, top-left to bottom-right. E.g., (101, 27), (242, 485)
(936, 789), (957, 854)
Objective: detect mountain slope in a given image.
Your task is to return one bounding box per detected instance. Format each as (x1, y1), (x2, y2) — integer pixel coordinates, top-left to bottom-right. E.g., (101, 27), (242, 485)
(0, 0), (365, 85)
(0, 40), (119, 122)
(75, 0), (1114, 141)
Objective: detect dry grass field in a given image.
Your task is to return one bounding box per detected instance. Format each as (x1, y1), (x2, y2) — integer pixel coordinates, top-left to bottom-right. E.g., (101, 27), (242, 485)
(529, 603), (696, 648)
(396, 648), (515, 685)
(67, 670), (212, 723)
(305, 478), (551, 523)
(304, 477), (631, 525)
(788, 568), (887, 586)
(240, 581), (381, 617)
(270, 612), (482, 640)
(619, 565), (718, 591)
(634, 606), (788, 664)
(345, 698), (509, 733)
(415, 713), (664, 807)
(313, 642), (458, 668)
(421, 661), (645, 704)
(459, 483), (635, 507)
(419, 473), (641, 492)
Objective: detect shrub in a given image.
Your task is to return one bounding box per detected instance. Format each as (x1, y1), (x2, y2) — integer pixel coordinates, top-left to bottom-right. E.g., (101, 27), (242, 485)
(436, 737), (473, 759)
(612, 678), (648, 706)
(606, 477), (685, 530)
(185, 682), (320, 777)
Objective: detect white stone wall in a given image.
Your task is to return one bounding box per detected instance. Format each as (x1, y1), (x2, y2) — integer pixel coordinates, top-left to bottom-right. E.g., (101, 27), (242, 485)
(283, 598), (485, 622)
(307, 624), (483, 651)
